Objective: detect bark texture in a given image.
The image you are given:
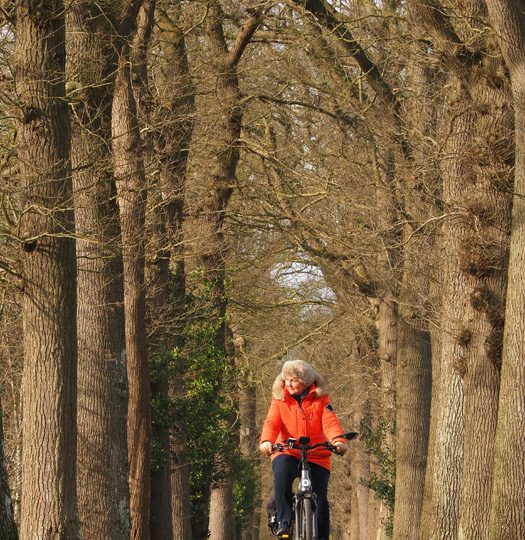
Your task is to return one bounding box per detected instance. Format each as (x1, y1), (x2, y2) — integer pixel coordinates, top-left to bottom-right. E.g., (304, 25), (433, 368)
(429, 101), (470, 540)
(129, 2), (175, 539)
(236, 337), (260, 540)
(0, 407), (17, 539)
(14, 1), (79, 537)
(66, 4), (130, 537)
(208, 477), (234, 540)
(484, 2), (525, 537)
(112, 10), (150, 536)
(155, 10), (196, 539)
(411, 3), (513, 538)
(393, 53), (436, 540)
(394, 299), (431, 539)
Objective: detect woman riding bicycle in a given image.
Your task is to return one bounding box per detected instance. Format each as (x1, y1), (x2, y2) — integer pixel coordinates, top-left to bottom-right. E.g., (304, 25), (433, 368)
(259, 359), (348, 540)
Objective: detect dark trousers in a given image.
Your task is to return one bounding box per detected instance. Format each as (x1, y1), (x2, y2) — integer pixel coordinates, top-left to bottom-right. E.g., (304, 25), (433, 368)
(272, 454), (331, 540)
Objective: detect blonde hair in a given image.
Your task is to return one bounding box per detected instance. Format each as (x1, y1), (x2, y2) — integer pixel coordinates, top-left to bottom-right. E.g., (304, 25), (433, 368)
(281, 359), (316, 386)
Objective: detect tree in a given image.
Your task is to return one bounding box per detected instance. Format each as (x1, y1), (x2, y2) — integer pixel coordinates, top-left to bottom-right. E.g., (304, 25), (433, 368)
(0, 403), (17, 539)
(13, 0), (78, 536)
(183, 3), (261, 537)
(484, 1), (525, 537)
(147, 5), (196, 538)
(65, 3), (130, 536)
(411, 3), (513, 537)
(111, 0), (151, 536)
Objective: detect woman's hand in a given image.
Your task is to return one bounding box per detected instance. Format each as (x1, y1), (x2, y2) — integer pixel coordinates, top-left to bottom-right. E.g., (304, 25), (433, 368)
(333, 441), (348, 455)
(259, 441), (273, 456)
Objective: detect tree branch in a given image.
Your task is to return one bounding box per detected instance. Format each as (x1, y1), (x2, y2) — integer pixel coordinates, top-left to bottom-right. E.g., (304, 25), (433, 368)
(408, 0), (482, 79)
(257, 93), (359, 127)
(291, 0), (398, 110)
(291, 0), (412, 158)
(228, 9), (263, 68)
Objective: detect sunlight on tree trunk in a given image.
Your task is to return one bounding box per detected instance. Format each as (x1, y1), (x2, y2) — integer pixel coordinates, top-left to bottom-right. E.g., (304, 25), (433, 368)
(14, 1), (78, 537)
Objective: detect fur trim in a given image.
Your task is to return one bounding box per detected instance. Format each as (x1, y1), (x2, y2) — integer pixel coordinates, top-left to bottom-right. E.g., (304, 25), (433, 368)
(271, 370), (327, 400)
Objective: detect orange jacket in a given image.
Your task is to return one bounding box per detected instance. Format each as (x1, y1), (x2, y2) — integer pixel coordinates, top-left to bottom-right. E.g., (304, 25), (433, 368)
(260, 381), (345, 471)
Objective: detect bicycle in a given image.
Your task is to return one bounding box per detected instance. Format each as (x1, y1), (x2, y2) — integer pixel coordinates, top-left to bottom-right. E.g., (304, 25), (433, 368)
(267, 431), (358, 540)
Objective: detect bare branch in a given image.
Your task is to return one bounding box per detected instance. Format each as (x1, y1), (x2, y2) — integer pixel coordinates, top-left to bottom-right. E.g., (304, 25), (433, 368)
(228, 9), (263, 68)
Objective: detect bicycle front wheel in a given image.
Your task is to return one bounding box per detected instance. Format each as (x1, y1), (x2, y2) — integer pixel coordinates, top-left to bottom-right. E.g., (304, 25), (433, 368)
(296, 497), (315, 540)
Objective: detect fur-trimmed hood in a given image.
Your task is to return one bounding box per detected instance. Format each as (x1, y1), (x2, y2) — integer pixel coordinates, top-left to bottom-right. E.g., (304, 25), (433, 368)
(271, 371), (328, 400)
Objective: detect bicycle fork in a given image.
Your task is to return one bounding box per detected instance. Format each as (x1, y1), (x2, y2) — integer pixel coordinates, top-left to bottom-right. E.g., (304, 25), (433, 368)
(294, 465), (318, 539)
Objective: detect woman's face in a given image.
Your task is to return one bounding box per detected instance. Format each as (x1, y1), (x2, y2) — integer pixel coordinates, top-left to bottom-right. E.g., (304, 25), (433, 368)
(284, 375), (306, 396)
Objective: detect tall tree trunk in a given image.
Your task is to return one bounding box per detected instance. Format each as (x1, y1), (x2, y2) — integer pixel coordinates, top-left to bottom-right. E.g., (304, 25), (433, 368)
(0, 404), (17, 539)
(133, 4), (196, 537)
(148, 7), (196, 539)
(484, 2), (525, 537)
(409, 4), (513, 538)
(113, 28), (150, 540)
(348, 339), (371, 540)
(392, 54), (437, 540)
(129, 2), (174, 539)
(371, 149), (399, 540)
(236, 335), (259, 540)
(209, 477), (234, 540)
(14, 1), (79, 536)
(419, 230), (443, 540)
(195, 4), (261, 538)
(458, 96), (511, 540)
(429, 100), (471, 540)
(394, 272), (431, 540)
(65, 4), (130, 537)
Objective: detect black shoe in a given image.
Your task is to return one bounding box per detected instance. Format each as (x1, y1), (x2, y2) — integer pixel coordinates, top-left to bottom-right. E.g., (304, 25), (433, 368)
(276, 522), (291, 538)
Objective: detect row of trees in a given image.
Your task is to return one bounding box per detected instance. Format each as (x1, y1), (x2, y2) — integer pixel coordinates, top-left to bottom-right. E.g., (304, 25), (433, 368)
(0, 0), (524, 539)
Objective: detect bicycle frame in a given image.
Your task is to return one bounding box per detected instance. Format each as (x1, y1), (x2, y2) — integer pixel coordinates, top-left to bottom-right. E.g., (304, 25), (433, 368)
(293, 436), (318, 540)
(269, 432), (358, 540)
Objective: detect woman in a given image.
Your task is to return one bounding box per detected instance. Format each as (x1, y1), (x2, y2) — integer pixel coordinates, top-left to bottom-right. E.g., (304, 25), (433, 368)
(259, 359), (348, 539)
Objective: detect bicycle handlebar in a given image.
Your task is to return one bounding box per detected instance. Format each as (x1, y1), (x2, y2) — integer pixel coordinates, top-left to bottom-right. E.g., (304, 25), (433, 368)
(272, 431), (358, 454)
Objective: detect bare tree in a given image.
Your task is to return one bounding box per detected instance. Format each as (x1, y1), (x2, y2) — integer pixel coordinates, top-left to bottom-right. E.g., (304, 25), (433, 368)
(411, 3), (513, 537)
(66, 3), (130, 536)
(111, 1), (150, 538)
(13, 1), (78, 536)
(150, 6), (196, 538)
(0, 403), (16, 539)
(484, 2), (525, 537)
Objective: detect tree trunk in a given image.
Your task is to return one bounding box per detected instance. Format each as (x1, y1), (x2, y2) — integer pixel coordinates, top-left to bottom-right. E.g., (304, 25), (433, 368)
(196, 4), (261, 537)
(236, 336), (259, 540)
(208, 477), (234, 540)
(129, 2), (175, 539)
(393, 53), (436, 540)
(170, 421), (192, 540)
(408, 5), (513, 538)
(372, 153), (399, 540)
(14, 2), (79, 536)
(429, 99), (473, 540)
(484, 2), (525, 537)
(348, 339), (371, 540)
(150, 8), (196, 538)
(113, 35), (151, 540)
(0, 405), (17, 539)
(419, 232), (443, 540)
(394, 301), (431, 540)
(457, 96), (511, 540)
(65, 4), (130, 537)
